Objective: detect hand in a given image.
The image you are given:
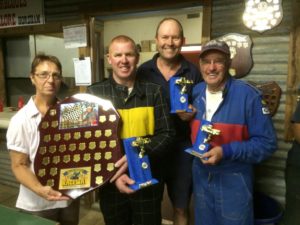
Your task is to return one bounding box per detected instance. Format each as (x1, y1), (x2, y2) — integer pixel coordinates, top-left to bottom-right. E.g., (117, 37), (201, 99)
(110, 155), (128, 183)
(39, 186), (70, 201)
(176, 105), (196, 121)
(115, 174), (135, 194)
(200, 146), (223, 165)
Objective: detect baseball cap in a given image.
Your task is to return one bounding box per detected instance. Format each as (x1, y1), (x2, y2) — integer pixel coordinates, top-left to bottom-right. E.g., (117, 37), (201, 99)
(199, 40), (230, 58)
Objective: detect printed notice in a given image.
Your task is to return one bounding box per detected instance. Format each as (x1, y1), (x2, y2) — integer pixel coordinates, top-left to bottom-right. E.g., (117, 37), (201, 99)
(63, 24), (87, 48)
(73, 57), (92, 86)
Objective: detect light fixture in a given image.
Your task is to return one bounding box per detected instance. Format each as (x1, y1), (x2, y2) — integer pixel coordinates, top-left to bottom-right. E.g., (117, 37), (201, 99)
(243, 0), (283, 33)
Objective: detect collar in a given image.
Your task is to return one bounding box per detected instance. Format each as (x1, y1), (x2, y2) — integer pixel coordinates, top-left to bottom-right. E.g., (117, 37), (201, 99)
(108, 75), (145, 98)
(151, 53), (191, 77)
(26, 96), (41, 118)
(222, 75), (232, 98)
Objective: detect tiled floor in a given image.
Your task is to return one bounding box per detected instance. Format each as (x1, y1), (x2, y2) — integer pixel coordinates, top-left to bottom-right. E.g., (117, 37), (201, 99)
(0, 184), (105, 225)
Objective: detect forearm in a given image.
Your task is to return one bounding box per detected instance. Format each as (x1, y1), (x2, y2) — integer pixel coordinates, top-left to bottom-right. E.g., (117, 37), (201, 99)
(10, 150), (68, 201)
(11, 162), (44, 195)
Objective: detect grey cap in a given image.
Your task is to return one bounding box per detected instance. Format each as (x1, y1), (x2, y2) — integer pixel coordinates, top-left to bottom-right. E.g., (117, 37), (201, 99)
(199, 40), (230, 58)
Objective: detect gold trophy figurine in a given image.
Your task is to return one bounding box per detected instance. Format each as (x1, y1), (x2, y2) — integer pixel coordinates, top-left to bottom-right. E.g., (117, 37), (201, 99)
(201, 124), (221, 143)
(175, 77), (194, 94)
(131, 137), (151, 158)
(185, 120), (221, 158)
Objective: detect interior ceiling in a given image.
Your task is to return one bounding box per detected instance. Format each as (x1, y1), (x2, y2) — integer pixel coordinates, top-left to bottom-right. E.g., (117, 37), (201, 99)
(44, 0), (211, 17)
(95, 6), (203, 21)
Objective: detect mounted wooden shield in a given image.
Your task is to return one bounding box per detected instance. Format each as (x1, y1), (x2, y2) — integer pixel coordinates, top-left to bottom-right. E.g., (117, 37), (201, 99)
(248, 81), (282, 117)
(34, 93), (123, 199)
(218, 33), (253, 79)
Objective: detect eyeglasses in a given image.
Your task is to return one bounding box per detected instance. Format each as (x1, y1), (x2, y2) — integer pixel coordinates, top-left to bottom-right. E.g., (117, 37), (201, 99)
(200, 59), (226, 67)
(34, 72), (62, 80)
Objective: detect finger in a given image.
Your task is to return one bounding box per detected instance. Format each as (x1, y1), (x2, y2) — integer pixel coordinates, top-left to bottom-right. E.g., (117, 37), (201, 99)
(115, 176), (135, 194)
(49, 195), (71, 201)
(110, 162), (128, 183)
(119, 185), (135, 194)
(114, 155), (127, 168)
(45, 189), (70, 201)
(110, 162), (128, 182)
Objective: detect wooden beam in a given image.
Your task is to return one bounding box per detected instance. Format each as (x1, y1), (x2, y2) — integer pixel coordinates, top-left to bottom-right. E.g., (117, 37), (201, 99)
(0, 40), (6, 106)
(284, 25), (300, 141)
(79, 0), (206, 16)
(284, 0), (300, 140)
(201, 0), (211, 44)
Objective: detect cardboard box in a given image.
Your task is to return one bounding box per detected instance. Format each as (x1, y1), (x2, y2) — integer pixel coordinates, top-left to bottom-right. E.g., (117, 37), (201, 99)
(141, 40), (150, 52)
(150, 40), (156, 51)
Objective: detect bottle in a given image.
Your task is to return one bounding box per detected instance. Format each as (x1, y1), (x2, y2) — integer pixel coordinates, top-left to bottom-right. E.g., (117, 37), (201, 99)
(18, 96), (24, 110)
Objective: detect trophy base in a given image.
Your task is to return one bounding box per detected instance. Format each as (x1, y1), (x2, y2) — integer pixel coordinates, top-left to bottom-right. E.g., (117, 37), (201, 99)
(185, 148), (204, 159)
(130, 178), (159, 191)
(170, 108), (192, 114)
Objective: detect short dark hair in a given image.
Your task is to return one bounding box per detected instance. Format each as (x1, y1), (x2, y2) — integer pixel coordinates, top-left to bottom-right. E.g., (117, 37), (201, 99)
(31, 54), (62, 75)
(109, 35), (139, 55)
(155, 17), (184, 38)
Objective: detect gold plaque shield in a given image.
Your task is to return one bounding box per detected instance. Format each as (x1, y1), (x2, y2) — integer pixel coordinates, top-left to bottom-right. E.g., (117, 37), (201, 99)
(34, 93), (122, 199)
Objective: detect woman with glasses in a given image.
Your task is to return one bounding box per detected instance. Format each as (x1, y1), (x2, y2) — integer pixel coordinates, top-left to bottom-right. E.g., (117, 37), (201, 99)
(6, 54), (80, 225)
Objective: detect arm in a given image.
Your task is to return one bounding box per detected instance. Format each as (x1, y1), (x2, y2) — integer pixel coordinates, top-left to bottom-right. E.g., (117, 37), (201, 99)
(10, 150), (69, 201)
(222, 93), (277, 164)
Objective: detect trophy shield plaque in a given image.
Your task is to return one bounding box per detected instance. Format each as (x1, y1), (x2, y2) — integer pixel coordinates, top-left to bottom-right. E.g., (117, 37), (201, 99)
(185, 120), (220, 158)
(169, 76), (193, 113)
(123, 137), (158, 191)
(34, 93), (123, 199)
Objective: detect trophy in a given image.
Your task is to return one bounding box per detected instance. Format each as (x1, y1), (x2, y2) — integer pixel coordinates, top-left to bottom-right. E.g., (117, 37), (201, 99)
(34, 93), (123, 199)
(169, 76), (193, 113)
(123, 137), (158, 191)
(185, 120), (221, 158)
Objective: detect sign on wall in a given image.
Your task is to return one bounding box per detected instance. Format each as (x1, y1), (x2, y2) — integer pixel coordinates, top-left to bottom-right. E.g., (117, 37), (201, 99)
(0, 0), (44, 28)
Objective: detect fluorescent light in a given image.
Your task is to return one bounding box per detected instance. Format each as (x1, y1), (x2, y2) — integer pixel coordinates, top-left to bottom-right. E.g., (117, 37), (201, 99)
(181, 45), (202, 52)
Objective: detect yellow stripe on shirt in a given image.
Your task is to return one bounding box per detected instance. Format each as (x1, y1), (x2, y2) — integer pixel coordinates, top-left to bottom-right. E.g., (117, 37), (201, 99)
(117, 107), (155, 139)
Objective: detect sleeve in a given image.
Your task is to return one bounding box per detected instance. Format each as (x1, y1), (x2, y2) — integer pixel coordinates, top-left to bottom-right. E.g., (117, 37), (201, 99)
(222, 92), (277, 164)
(145, 86), (175, 158)
(6, 114), (31, 154)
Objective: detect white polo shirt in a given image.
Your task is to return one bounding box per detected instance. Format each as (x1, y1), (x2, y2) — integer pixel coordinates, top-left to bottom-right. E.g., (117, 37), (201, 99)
(6, 97), (69, 211)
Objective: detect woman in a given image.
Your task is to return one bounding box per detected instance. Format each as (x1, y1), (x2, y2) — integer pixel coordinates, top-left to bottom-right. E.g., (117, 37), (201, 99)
(6, 54), (80, 225)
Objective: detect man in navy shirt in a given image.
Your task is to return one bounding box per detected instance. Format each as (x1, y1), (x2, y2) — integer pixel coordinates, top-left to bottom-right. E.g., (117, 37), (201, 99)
(137, 18), (202, 225)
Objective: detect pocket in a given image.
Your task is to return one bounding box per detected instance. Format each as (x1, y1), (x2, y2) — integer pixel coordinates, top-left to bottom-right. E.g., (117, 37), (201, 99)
(220, 172), (252, 220)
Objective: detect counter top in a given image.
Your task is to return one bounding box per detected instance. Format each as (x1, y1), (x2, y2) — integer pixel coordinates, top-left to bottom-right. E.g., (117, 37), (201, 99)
(0, 108), (17, 129)
(0, 204), (59, 225)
